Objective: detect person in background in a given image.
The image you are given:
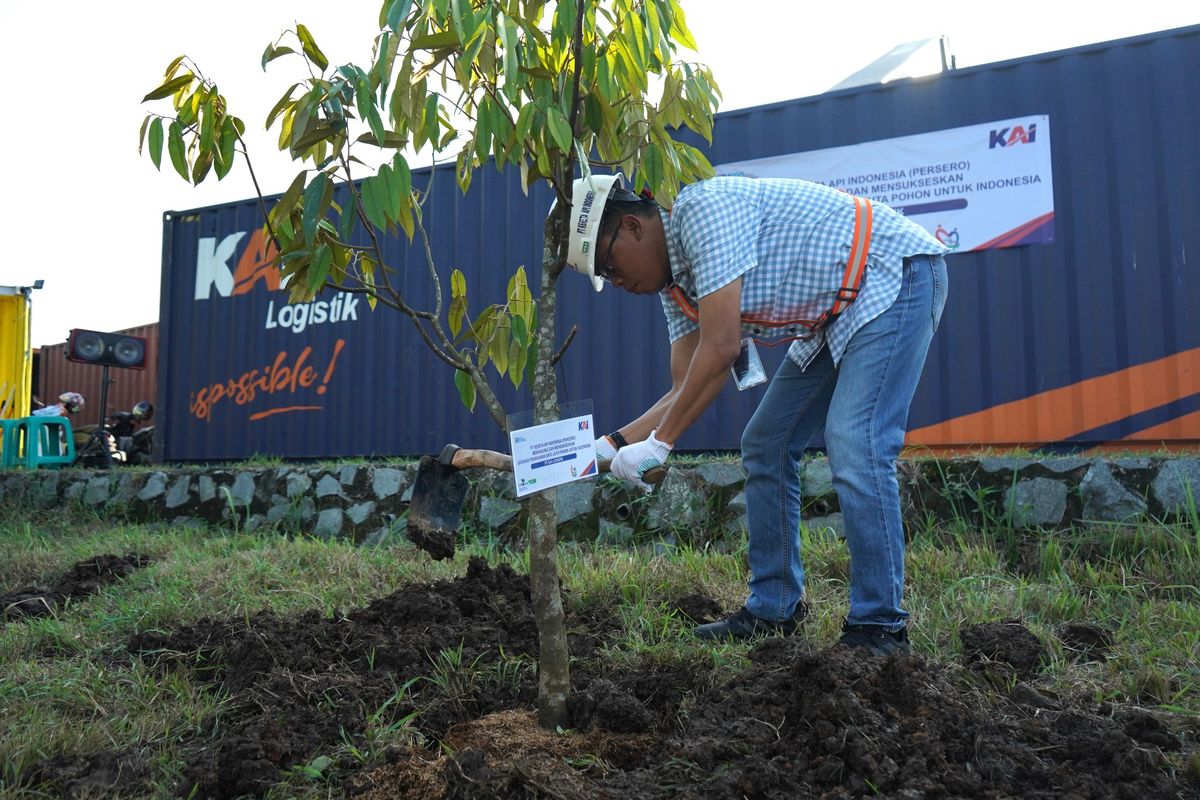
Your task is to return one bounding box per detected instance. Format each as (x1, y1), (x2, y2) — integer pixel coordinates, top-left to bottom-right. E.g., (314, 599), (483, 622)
(32, 391), (86, 417)
(559, 173), (948, 655)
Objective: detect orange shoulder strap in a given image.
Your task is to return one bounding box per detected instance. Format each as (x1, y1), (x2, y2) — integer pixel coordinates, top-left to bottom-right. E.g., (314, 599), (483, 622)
(669, 195), (873, 342)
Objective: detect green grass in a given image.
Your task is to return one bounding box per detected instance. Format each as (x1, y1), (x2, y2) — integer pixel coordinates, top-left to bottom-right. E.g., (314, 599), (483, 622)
(0, 509), (1198, 796)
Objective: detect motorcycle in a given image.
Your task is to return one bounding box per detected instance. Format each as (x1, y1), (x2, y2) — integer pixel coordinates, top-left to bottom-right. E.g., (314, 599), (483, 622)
(73, 401), (155, 467)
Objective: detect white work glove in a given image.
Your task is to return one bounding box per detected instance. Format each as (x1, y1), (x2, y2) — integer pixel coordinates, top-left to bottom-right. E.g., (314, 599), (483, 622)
(594, 434), (619, 460)
(611, 430), (672, 491)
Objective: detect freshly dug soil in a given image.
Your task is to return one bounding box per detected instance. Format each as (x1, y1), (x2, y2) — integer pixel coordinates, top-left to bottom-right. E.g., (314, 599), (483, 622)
(0, 554), (150, 622)
(26, 560), (1193, 800)
(23, 750), (144, 799)
(125, 558), (556, 798)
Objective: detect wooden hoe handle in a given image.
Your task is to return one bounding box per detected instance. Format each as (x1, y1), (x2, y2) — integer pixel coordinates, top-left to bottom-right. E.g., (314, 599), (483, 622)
(439, 445), (667, 485)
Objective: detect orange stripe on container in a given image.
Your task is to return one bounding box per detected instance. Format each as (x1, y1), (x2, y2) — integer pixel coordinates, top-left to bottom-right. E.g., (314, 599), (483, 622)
(907, 347), (1200, 446)
(1121, 409), (1200, 443)
(249, 406), (323, 421)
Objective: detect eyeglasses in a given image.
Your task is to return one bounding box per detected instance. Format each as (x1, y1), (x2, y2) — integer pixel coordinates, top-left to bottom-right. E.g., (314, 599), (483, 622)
(596, 227), (620, 282)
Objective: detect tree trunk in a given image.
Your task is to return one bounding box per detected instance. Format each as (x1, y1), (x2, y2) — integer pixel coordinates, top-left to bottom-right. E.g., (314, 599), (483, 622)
(529, 240), (569, 729)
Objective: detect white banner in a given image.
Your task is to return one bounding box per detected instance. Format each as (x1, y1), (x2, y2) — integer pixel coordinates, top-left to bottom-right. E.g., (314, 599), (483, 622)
(509, 414), (598, 497)
(717, 115), (1054, 253)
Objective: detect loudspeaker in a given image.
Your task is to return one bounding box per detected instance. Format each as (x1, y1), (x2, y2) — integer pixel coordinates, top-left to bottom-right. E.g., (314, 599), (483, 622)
(66, 329), (148, 370)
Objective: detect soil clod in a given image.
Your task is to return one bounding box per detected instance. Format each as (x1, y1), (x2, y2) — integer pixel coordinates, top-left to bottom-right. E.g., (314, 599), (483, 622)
(1, 554), (150, 622)
(406, 521), (457, 560)
(959, 618), (1047, 677)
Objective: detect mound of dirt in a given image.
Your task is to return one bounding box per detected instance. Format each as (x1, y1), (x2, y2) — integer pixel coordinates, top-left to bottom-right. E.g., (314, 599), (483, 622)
(0, 554), (150, 622)
(30, 570), (1190, 800)
(599, 637), (1186, 799)
(126, 558), (550, 798)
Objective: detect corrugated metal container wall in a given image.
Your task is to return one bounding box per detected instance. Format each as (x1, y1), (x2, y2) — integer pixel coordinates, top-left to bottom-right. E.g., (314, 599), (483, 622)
(39, 324), (159, 429)
(158, 25), (1200, 461)
(686, 26), (1200, 449)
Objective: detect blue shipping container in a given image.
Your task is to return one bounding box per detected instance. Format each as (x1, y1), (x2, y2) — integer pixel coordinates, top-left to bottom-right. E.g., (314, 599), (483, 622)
(158, 25), (1200, 461)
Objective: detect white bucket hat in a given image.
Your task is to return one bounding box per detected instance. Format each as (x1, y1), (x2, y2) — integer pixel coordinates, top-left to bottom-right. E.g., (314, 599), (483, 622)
(551, 172), (625, 292)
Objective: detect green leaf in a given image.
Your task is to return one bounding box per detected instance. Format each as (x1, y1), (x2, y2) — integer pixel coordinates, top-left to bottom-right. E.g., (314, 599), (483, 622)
(448, 0), (467, 43)
(474, 97), (492, 162)
(498, 12), (519, 97)
(137, 115), (151, 153)
(192, 148), (214, 183)
(515, 103), (535, 145)
(355, 130), (410, 148)
(337, 194), (357, 240)
(272, 171), (308, 230)
(308, 244), (333, 294)
(302, 172), (328, 243)
(627, 8), (647, 72)
(642, 143), (663, 193)
(524, 335), (537, 387)
(142, 74), (193, 102)
(265, 84), (299, 131)
(490, 319), (510, 377)
(546, 107), (572, 152)
(148, 118), (165, 170)
(167, 121), (189, 181)
(667, 0), (699, 50)
(508, 338), (524, 389)
(360, 255), (378, 310)
(584, 93), (603, 134)
(507, 266), (534, 328)
(386, 0), (413, 33)
(457, 306), (495, 346)
(365, 104), (387, 149)
(163, 55), (187, 79)
(261, 44), (296, 70)
(391, 153), (411, 201)
(454, 369), (477, 412)
(511, 313), (527, 349)
(359, 176), (387, 231)
(199, 95), (216, 152)
(449, 268), (467, 337)
(378, 162), (400, 222)
(424, 94), (441, 148)
(646, 0), (663, 58)
(295, 24), (329, 71)
(215, 116), (237, 179)
(412, 30), (460, 49)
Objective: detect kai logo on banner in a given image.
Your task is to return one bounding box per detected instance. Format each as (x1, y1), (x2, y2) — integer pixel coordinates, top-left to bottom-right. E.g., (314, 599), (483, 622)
(193, 229), (360, 334)
(989, 123), (1038, 149)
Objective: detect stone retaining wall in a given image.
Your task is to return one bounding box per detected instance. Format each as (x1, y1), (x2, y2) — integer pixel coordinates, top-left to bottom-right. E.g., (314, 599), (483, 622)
(1, 455), (1197, 546)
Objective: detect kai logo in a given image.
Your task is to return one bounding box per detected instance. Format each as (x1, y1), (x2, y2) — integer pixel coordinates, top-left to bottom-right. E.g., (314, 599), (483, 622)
(989, 123), (1038, 149)
(194, 229), (280, 300)
(193, 228), (361, 334)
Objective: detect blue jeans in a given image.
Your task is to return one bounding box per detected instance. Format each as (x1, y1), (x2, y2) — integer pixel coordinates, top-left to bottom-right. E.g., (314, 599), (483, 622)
(741, 254), (948, 629)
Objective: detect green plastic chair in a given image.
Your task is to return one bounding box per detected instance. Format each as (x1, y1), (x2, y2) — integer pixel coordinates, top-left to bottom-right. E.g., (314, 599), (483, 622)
(15, 416), (76, 470)
(0, 417), (24, 469)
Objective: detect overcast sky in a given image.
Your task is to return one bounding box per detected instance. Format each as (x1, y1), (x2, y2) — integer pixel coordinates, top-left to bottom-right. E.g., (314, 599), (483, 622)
(2, 2), (1195, 348)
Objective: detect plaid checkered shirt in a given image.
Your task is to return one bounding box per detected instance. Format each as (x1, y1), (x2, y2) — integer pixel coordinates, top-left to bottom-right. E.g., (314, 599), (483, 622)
(659, 177), (949, 369)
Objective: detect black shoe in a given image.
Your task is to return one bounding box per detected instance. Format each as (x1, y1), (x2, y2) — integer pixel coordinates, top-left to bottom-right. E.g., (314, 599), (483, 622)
(694, 602), (809, 641)
(838, 623), (911, 656)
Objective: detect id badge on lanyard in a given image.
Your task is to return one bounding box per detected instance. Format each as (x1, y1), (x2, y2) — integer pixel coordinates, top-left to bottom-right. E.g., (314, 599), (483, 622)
(731, 337), (767, 390)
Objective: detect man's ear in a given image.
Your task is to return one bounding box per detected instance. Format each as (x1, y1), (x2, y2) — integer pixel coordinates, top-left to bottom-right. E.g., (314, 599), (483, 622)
(624, 213), (645, 240)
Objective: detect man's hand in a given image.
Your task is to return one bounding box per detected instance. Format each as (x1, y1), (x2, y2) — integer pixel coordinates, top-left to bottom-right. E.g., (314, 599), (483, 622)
(611, 430), (673, 491)
(595, 435), (619, 460)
